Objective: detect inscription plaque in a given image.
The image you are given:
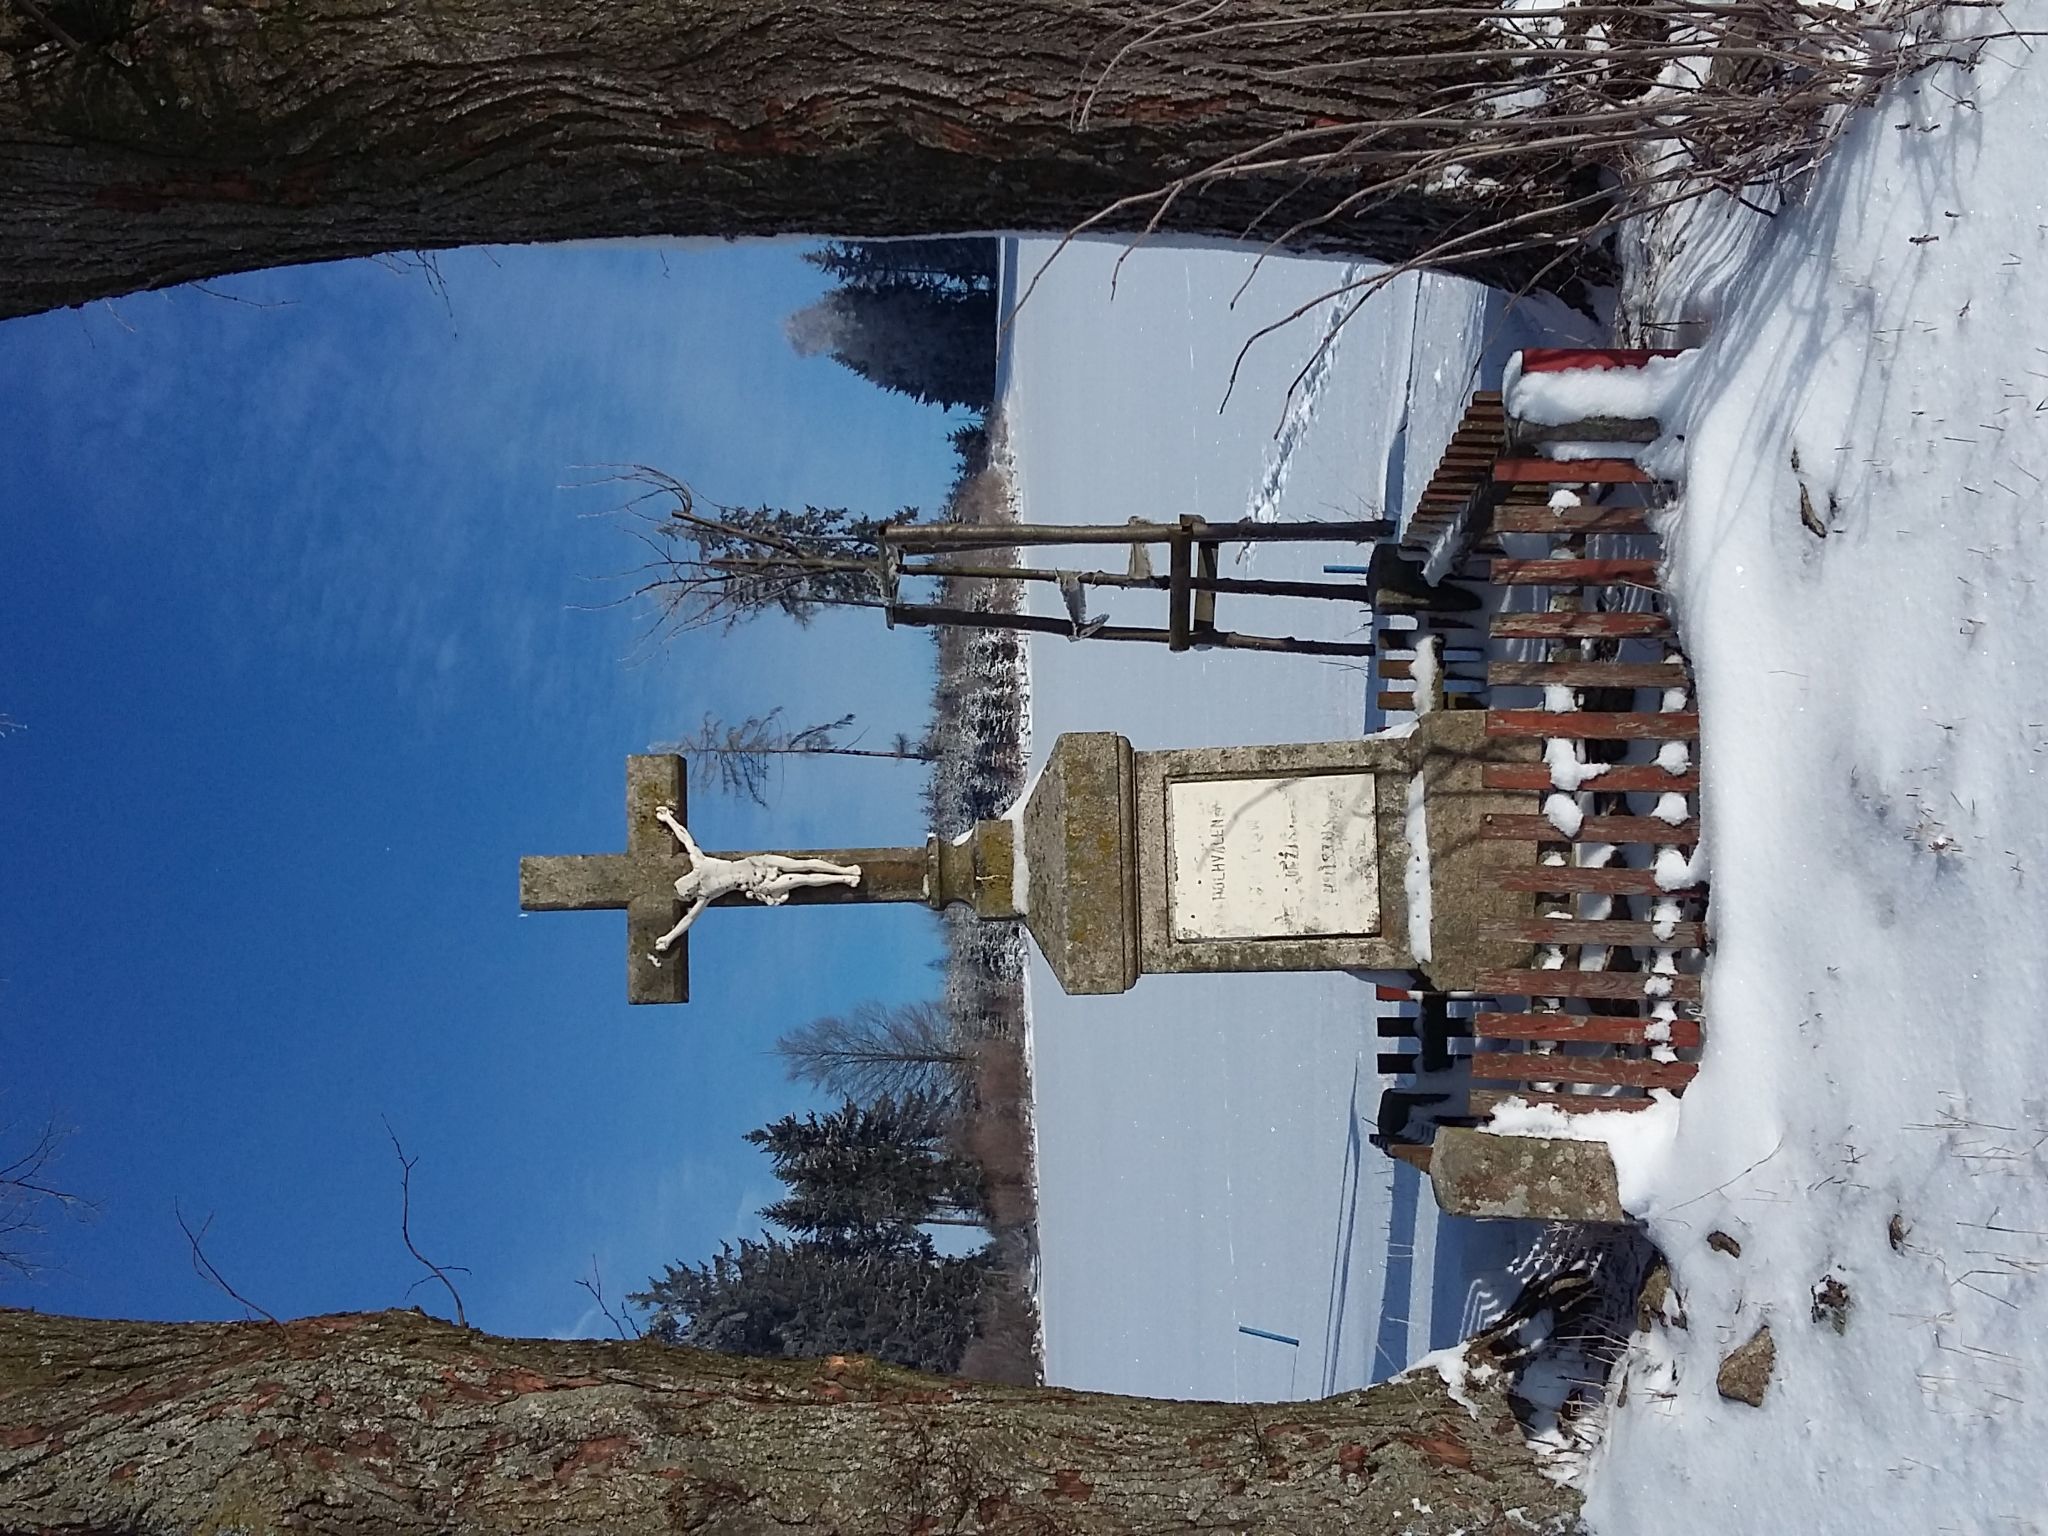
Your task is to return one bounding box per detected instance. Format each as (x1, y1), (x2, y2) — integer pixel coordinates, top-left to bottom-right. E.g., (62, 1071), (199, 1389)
(1166, 772), (1380, 941)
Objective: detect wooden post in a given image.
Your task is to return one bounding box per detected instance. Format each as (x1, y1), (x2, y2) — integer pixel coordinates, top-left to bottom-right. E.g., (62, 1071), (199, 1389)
(885, 603), (1373, 658)
(1167, 522), (1193, 651)
(880, 517), (1394, 554)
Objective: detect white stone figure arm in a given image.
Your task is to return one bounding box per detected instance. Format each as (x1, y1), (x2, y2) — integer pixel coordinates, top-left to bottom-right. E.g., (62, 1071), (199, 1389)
(654, 805), (703, 860)
(652, 894), (709, 953)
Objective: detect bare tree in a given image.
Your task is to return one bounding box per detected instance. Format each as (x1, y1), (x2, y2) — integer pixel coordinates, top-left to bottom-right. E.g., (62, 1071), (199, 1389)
(660, 709), (935, 809)
(777, 1001), (974, 1108)
(0, 1116), (89, 1280)
(599, 466), (907, 635)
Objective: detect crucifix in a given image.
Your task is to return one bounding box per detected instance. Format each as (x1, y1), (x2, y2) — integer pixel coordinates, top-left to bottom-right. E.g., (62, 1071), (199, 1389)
(520, 755), (1016, 1003)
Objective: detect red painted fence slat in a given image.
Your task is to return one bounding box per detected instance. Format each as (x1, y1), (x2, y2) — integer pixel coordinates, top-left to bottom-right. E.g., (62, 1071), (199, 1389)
(1483, 763), (1698, 793)
(1481, 814), (1700, 847)
(1473, 1011), (1704, 1048)
(1475, 917), (1707, 948)
(1486, 710), (1699, 741)
(1473, 968), (1704, 1001)
(1470, 1051), (1698, 1091)
(1487, 558), (1663, 586)
(1493, 458), (1654, 485)
(1498, 867), (1704, 894)
(1490, 611), (1671, 638)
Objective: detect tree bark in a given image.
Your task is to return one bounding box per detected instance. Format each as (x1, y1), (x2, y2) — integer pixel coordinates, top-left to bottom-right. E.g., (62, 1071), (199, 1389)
(0, 1308), (1581, 1535)
(0, 0), (1601, 320)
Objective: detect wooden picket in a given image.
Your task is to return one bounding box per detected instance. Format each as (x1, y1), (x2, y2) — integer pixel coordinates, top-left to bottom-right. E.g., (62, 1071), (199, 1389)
(1498, 866), (1703, 895)
(1483, 762), (1696, 792)
(1473, 1011), (1703, 1048)
(1470, 1052), (1698, 1091)
(1491, 611), (1670, 639)
(1481, 813), (1700, 846)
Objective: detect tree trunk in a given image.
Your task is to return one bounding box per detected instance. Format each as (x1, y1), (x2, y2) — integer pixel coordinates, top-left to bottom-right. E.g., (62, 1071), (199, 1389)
(0, 1308), (1581, 1535)
(0, 0), (1602, 321)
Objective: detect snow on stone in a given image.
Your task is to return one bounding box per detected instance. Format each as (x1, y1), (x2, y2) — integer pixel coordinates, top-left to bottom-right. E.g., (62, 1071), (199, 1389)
(1483, 1094), (1683, 1213)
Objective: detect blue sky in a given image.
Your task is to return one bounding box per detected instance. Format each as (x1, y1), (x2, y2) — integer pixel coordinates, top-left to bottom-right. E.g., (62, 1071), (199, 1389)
(0, 241), (966, 1335)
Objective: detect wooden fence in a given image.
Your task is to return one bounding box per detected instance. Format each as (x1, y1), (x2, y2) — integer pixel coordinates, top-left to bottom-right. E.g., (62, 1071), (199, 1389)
(1372, 362), (1705, 1158)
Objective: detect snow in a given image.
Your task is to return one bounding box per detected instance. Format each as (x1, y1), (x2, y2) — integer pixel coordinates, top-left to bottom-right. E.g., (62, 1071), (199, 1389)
(1577, 11), (2048, 1533)
(1543, 791), (1585, 838)
(1505, 349), (1699, 428)
(1546, 735), (1612, 791)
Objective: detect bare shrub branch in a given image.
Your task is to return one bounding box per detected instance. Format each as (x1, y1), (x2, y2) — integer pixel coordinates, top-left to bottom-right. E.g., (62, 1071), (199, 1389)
(0, 1116), (90, 1279)
(175, 1203), (280, 1324)
(383, 1119), (469, 1328)
(576, 1256), (641, 1340)
(1030, 0), (2028, 404)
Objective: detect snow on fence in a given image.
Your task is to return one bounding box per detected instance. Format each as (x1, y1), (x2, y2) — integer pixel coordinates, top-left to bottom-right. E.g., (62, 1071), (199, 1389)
(1373, 350), (1706, 1160)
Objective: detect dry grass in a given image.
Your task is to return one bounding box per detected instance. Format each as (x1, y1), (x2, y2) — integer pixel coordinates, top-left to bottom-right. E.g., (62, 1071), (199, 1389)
(1034, 0), (2018, 401)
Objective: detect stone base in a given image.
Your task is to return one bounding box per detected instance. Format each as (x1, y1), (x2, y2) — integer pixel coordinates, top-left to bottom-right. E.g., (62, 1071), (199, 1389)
(1428, 1129), (1628, 1223)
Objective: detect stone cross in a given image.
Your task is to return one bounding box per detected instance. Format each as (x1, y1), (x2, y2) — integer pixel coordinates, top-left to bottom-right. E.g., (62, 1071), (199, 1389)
(520, 755), (1015, 1004)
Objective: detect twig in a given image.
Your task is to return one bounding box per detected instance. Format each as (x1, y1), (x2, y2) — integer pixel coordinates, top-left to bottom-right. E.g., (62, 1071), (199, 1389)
(383, 1118), (469, 1327)
(576, 1256), (642, 1340)
(175, 1203), (280, 1324)
(1665, 1134), (1787, 1211)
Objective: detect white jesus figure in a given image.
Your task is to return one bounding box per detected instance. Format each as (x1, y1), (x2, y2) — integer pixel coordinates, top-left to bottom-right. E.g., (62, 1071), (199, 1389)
(649, 805), (862, 954)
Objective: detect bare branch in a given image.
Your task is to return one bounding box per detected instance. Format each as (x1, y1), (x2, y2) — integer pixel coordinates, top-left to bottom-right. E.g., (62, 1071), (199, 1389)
(382, 1119), (469, 1328)
(175, 1203), (280, 1324)
(576, 1256), (641, 1340)
(0, 1115), (93, 1279)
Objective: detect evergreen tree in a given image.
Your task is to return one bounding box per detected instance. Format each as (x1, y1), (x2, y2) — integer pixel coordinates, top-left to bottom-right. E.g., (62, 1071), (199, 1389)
(746, 1095), (985, 1236)
(786, 284), (998, 412)
(802, 238), (999, 295)
(631, 1231), (992, 1373)
(610, 466), (914, 633)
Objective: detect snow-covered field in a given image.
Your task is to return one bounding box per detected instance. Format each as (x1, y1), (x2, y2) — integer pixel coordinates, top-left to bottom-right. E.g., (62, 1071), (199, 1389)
(998, 241), (1588, 1400)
